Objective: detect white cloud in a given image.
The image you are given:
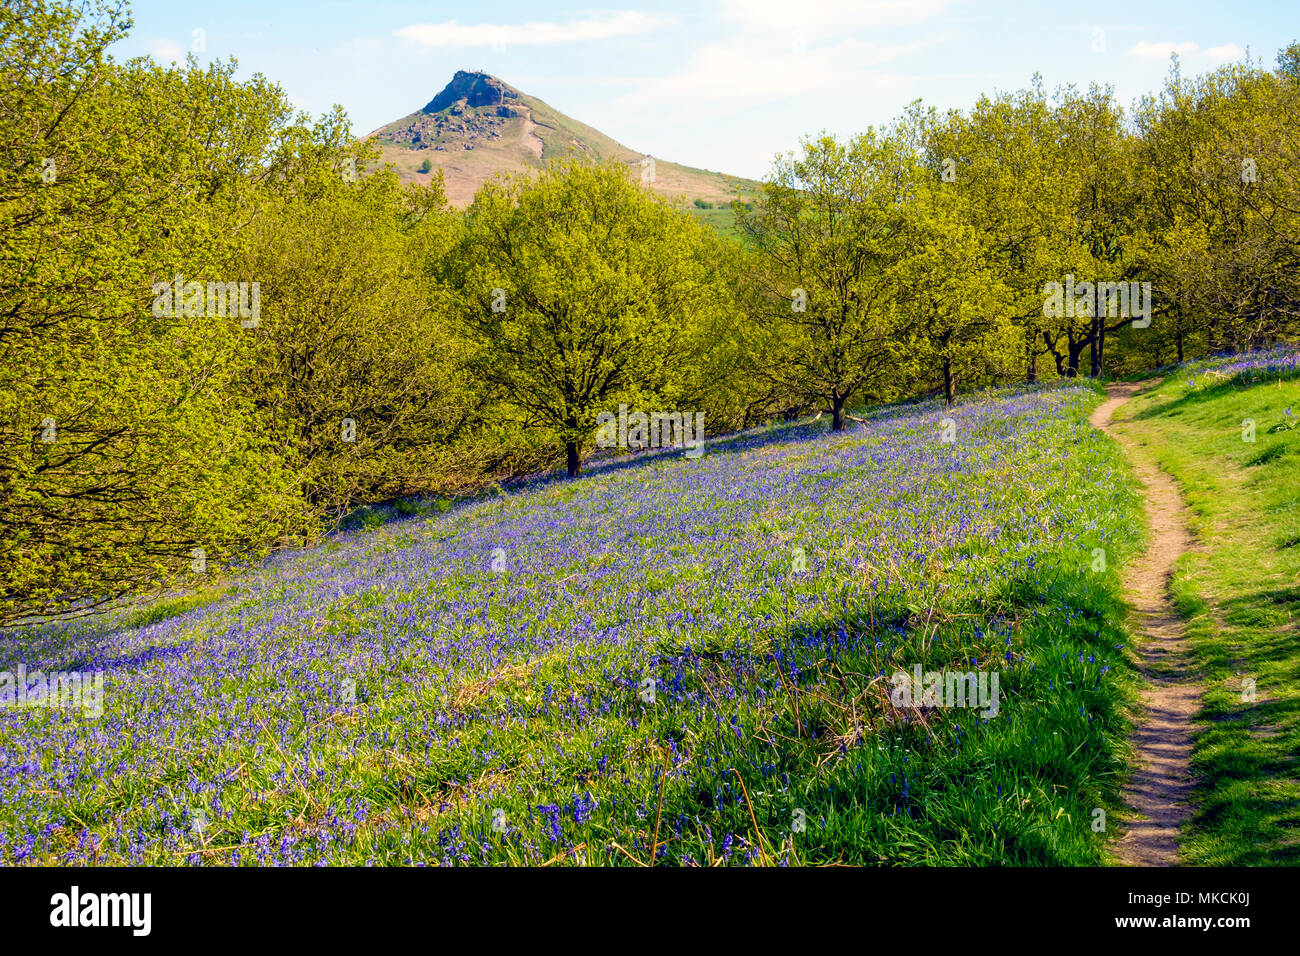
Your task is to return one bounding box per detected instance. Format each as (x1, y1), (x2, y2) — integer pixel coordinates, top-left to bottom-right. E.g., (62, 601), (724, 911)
(618, 37), (921, 115)
(148, 38), (185, 62)
(1128, 40), (1247, 65)
(393, 12), (674, 48)
(1129, 40), (1199, 58)
(719, 0), (956, 33)
(615, 0), (949, 118)
(1204, 43), (1245, 62)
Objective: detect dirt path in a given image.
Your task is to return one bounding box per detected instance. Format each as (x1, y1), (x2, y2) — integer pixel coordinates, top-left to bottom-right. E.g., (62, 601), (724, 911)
(519, 107), (545, 159)
(1089, 383), (1200, 866)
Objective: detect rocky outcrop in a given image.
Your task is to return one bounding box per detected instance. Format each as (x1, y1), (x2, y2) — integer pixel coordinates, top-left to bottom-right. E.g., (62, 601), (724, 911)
(421, 71), (518, 114)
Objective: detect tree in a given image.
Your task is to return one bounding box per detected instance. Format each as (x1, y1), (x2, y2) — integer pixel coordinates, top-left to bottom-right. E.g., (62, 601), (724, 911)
(906, 84), (1099, 383)
(890, 180), (1014, 405)
(1278, 41), (1300, 81)
(738, 132), (913, 430)
(446, 161), (733, 477)
(0, 1), (306, 624)
(1133, 56), (1300, 360)
(238, 126), (471, 516)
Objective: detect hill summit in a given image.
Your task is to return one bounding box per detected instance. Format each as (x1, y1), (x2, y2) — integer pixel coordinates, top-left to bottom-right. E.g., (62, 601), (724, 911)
(366, 70), (760, 207)
(422, 70), (518, 113)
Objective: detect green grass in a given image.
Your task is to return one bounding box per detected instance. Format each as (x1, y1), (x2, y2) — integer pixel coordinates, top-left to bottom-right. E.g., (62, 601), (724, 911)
(112, 587), (230, 632)
(1114, 366), (1300, 865)
(687, 204), (744, 239)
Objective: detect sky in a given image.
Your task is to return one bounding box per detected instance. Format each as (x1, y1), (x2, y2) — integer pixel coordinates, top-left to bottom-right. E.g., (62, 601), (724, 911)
(113, 0), (1300, 180)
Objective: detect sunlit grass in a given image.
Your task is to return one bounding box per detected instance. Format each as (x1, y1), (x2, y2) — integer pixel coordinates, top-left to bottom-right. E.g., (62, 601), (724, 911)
(1114, 357), (1300, 865)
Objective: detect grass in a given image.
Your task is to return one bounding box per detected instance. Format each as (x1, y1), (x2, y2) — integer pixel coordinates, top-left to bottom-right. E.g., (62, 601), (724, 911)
(114, 588), (231, 632)
(0, 384), (1145, 865)
(1111, 356), (1300, 865)
(688, 204), (745, 239)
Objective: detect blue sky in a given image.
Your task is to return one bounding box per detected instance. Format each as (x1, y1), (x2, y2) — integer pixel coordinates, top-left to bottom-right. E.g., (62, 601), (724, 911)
(115, 1), (1300, 180)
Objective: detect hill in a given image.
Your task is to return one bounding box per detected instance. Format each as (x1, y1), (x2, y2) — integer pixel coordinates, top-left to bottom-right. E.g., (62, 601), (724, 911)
(366, 70), (762, 209)
(1, 384), (1144, 864)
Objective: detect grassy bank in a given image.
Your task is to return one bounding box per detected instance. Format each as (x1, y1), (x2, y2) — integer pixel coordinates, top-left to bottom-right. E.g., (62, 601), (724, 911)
(1111, 351), (1300, 865)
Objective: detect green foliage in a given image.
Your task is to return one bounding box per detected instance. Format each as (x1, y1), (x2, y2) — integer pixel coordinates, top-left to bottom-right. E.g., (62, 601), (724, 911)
(1130, 58), (1300, 366)
(0, 1), (306, 623)
(889, 175), (1017, 404)
(0, 0), (491, 622)
(237, 138), (470, 516)
(445, 162), (740, 476)
(738, 131), (916, 426)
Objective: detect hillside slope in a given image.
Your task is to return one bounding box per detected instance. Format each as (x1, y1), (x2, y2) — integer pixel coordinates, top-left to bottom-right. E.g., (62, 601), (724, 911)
(366, 70), (761, 208)
(1, 385), (1144, 865)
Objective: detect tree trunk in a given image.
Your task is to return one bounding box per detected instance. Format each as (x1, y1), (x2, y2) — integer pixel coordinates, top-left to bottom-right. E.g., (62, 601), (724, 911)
(1089, 319), (1100, 377)
(566, 441), (581, 478)
(830, 393), (847, 432)
(1043, 331), (1065, 376)
(1066, 338), (1087, 378)
(942, 358), (955, 406)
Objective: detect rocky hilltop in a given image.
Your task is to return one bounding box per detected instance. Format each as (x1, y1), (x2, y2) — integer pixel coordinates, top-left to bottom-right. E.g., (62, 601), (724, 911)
(421, 70), (519, 113)
(365, 71), (760, 208)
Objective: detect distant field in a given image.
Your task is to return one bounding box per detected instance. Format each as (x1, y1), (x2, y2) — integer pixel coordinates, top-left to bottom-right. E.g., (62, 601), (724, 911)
(0, 384), (1143, 865)
(1112, 350), (1300, 865)
(687, 204), (744, 238)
